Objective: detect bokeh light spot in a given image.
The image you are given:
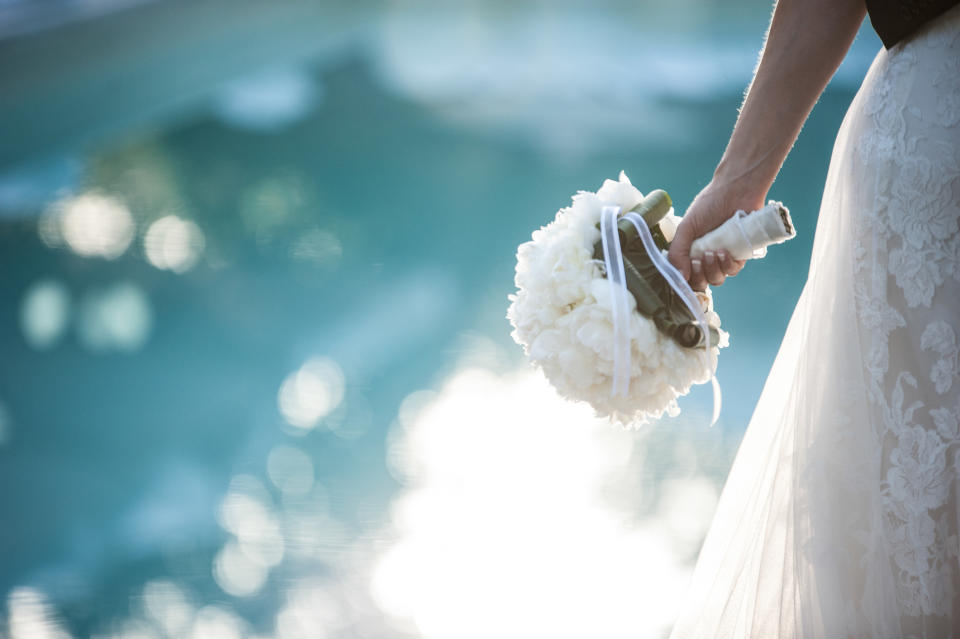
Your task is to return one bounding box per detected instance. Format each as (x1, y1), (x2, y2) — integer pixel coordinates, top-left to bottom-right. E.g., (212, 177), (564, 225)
(7, 587), (72, 639)
(50, 191), (134, 259)
(37, 208), (65, 248)
(214, 540), (268, 598)
(278, 357), (345, 431)
(77, 282), (152, 352)
(141, 580), (194, 638)
(216, 475), (285, 595)
(397, 390), (438, 430)
(189, 605), (246, 639)
(19, 279), (70, 350)
(274, 580), (345, 639)
(144, 215), (205, 273)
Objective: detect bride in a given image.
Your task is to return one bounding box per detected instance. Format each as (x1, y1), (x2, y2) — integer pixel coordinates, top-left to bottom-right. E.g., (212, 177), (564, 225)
(665, 0), (960, 636)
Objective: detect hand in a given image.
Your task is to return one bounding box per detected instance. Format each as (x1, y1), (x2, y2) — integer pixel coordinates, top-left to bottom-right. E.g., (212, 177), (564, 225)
(668, 182), (761, 291)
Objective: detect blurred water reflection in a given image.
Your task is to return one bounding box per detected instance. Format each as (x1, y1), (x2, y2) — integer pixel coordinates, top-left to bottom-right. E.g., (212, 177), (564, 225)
(0, 0), (881, 636)
(215, 476), (282, 597)
(374, 365), (714, 639)
(212, 67), (321, 133)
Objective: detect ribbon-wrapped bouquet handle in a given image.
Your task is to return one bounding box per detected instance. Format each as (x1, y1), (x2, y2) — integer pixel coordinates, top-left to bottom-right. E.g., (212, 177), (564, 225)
(690, 202), (795, 261)
(507, 172), (795, 426)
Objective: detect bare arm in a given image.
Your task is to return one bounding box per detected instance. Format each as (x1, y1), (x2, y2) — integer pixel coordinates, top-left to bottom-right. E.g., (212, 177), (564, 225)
(668, 0), (867, 289)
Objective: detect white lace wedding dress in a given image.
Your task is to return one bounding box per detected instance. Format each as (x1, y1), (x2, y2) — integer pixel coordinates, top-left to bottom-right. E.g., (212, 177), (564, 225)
(670, 7), (960, 638)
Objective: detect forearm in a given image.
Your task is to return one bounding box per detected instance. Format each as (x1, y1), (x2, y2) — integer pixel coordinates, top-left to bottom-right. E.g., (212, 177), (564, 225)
(715, 0), (867, 199)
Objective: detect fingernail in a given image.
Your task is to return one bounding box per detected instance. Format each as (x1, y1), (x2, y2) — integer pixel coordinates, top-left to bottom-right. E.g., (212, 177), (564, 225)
(718, 250), (726, 261)
(705, 251), (715, 262)
(692, 259), (702, 274)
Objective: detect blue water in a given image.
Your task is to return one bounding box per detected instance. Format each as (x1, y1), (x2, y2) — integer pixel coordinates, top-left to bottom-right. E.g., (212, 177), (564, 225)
(0, 2), (882, 636)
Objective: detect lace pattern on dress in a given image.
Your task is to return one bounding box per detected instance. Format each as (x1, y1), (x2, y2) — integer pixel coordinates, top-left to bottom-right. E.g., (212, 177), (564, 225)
(852, 13), (960, 632)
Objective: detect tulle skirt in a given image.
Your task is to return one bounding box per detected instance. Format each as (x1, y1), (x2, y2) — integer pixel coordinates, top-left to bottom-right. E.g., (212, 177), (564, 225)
(669, 8), (960, 638)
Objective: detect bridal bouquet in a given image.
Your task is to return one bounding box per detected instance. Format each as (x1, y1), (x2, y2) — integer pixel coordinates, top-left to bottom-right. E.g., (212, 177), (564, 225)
(507, 172), (794, 425)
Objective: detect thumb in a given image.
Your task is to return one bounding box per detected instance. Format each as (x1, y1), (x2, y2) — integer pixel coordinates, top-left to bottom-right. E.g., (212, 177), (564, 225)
(668, 220), (695, 281)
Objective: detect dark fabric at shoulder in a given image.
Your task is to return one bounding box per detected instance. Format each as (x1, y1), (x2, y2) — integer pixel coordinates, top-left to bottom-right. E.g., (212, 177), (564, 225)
(867, 0), (960, 47)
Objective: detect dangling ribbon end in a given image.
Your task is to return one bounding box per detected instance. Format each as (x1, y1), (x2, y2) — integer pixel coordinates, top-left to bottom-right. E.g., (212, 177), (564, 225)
(709, 375), (722, 427)
(619, 210), (723, 426)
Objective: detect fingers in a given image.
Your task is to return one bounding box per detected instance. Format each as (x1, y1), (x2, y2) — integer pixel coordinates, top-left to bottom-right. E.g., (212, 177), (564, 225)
(718, 250), (746, 277)
(691, 250), (745, 292)
(689, 258), (708, 292)
(702, 251), (726, 287)
(666, 193), (748, 289)
(667, 222), (695, 280)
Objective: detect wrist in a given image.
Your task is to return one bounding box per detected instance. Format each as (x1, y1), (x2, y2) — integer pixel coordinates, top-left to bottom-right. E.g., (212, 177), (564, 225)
(700, 175), (768, 215)
(707, 167), (769, 215)
(712, 156), (774, 202)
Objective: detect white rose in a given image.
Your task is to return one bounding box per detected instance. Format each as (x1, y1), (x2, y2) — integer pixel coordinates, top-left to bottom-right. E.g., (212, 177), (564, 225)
(596, 171), (644, 211)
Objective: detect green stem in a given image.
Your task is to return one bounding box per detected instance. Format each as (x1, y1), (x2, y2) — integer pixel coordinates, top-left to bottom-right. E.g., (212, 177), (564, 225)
(592, 188), (718, 349)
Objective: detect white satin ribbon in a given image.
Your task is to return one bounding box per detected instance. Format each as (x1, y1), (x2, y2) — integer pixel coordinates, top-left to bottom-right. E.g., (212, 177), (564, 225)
(599, 205), (722, 425)
(600, 206), (632, 397)
(731, 209), (769, 259)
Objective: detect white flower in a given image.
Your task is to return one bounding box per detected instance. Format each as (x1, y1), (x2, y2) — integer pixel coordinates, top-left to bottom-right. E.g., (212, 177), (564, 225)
(507, 172), (728, 425)
(595, 171), (644, 211)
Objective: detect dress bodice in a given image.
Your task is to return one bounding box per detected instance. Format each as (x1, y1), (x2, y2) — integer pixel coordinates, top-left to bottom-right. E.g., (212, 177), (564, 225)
(867, 0), (960, 47)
